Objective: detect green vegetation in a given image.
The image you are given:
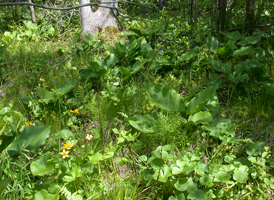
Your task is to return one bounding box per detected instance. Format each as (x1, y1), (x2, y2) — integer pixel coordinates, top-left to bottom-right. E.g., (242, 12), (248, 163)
(0, 0), (274, 199)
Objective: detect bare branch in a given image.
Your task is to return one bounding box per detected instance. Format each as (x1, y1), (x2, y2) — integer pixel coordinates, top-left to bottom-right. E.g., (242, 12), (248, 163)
(0, 1), (149, 10)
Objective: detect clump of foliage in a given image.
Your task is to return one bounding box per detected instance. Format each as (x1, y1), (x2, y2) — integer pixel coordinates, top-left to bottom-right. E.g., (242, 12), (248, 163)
(0, 0), (274, 200)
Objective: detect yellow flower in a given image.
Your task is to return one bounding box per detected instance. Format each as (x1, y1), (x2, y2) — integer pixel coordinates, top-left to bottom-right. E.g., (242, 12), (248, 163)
(69, 109), (80, 114)
(85, 134), (93, 140)
(59, 149), (69, 159)
(24, 122), (33, 126)
(64, 142), (73, 150)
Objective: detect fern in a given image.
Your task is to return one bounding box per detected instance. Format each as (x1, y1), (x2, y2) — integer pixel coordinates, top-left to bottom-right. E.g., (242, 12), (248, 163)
(58, 185), (83, 200)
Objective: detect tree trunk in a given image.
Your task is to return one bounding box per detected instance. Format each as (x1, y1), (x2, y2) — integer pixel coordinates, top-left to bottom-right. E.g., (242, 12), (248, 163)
(80, 0), (118, 36)
(245, 0), (255, 34)
(28, 0), (36, 23)
(219, 0), (227, 31)
(256, 0), (267, 23)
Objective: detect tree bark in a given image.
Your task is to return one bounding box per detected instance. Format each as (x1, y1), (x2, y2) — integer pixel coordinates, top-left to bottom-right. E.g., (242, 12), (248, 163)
(28, 0), (36, 23)
(245, 0), (255, 34)
(80, 0), (118, 36)
(256, 0), (267, 23)
(219, 0), (227, 31)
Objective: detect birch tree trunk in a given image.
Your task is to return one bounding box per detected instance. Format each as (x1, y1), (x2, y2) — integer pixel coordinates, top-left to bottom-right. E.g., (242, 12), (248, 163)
(28, 0), (36, 23)
(80, 0), (118, 36)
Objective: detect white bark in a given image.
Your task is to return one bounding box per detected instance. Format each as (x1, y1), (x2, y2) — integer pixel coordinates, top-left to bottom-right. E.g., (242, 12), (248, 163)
(80, 0), (118, 36)
(28, 0), (36, 23)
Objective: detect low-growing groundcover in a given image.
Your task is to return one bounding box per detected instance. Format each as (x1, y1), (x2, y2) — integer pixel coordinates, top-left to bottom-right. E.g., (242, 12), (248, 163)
(1, 5), (274, 200)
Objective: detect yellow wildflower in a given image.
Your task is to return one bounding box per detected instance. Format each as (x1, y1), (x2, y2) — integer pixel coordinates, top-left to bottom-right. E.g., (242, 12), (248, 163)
(85, 134), (93, 140)
(59, 149), (69, 159)
(69, 108), (80, 114)
(24, 122), (33, 126)
(64, 142), (73, 150)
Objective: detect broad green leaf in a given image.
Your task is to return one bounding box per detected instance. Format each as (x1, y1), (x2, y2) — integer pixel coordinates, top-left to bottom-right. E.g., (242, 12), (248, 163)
(153, 165), (171, 183)
(206, 35), (219, 54)
(35, 189), (59, 200)
(114, 40), (128, 57)
(126, 60), (142, 72)
(117, 157), (128, 166)
(0, 107), (11, 114)
(180, 48), (200, 61)
(220, 164), (235, 173)
(56, 80), (77, 95)
(232, 46), (252, 56)
(171, 163), (183, 175)
(174, 178), (189, 191)
(233, 165), (248, 183)
(126, 37), (137, 53)
(184, 162), (196, 175)
(268, 48), (274, 57)
(228, 73), (249, 83)
(84, 33), (95, 44)
(36, 87), (54, 103)
(262, 82), (274, 96)
(0, 179), (9, 193)
(217, 46), (233, 58)
(7, 126), (50, 156)
(246, 34), (261, 44)
(30, 156), (55, 176)
(128, 28), (143, 36)
(102, 151), (114, 159)
(188, 111), (212, 124)
(70, 163), (82, 178)
(59, 129), (74, 140)
(0, 133), (16, 153)
(144, 83), (185, 112)
(209, 57), (231, 74)
(187, 83), (218, 115)
(24, 20), (38, 31)
(88, 152), (103, 164)
(225, 31), (243, 41)
(103, 54), (119, 70)
(129, 112), (158, 133)
(104, 44), (116, 54)
(200, 175), (214, 187)
(214, 171), (231, 183)
(94, 40), (104, 48)
(187, 189), (204, 200)
(67, 98), (82, 105)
